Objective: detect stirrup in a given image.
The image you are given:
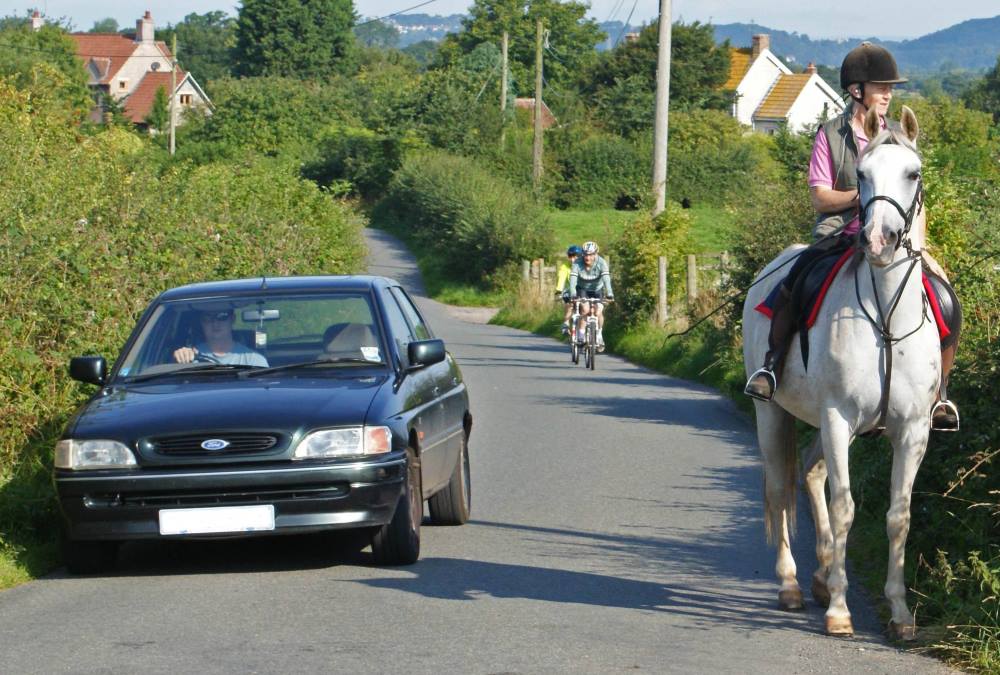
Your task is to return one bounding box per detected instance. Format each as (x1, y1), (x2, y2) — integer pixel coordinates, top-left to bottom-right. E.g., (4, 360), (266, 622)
(931, 400), (960, 432)
(744, 367), (777, 402)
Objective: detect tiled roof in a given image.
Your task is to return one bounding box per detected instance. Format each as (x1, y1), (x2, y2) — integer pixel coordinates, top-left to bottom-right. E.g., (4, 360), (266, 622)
(70, 34), (138, 84)
(514, 97), (556, 128)
(755, 74), (812, 119)
(123, 69), (185, 123)
(723, 47), (752, 90)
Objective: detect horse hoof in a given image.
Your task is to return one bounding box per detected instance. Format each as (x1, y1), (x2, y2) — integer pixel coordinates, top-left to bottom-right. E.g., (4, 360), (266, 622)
(778, 589), (805, 611)
(888, 621), (917, 641)
(825, 615), (854, 637)
(811, 575), (831, 608)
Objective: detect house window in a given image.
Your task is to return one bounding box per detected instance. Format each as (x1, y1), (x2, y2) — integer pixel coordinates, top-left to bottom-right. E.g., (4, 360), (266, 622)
(179, 94), (192, 106)
(118, 80), (128, 90)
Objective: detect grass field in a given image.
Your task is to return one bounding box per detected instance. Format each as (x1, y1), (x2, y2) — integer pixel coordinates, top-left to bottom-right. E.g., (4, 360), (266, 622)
(547, 205), (738, 256)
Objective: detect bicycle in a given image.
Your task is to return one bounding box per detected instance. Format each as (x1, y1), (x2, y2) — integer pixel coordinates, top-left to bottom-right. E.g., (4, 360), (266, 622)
(574, 298), (610, 370)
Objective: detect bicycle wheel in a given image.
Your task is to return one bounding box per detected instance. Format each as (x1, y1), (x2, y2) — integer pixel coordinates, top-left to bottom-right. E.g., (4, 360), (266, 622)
(585, 322), (596, 370)
(571, 339), (579, 364)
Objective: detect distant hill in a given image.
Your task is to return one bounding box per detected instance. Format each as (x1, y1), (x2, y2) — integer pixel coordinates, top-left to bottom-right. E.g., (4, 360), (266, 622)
(713, 16), (1000, 72)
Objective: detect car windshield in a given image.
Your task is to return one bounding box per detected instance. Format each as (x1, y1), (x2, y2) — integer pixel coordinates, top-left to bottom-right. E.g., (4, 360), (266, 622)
(116, 293), (386, 381)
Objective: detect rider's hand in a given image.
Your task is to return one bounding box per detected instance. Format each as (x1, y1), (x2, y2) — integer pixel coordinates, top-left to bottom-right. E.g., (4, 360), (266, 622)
(173, 346), (199, 363)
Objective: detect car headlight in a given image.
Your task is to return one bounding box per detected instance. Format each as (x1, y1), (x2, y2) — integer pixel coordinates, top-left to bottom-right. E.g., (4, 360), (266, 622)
(293, 426), (392, 460)
(55, 439), (137, 470)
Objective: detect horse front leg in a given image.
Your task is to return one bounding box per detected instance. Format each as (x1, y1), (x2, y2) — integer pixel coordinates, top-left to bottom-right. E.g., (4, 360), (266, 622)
(802, 435), (833, 607)
(820, 411), (854, 636)
(885, 423), (930, 640)
(754, 402), (803, 610)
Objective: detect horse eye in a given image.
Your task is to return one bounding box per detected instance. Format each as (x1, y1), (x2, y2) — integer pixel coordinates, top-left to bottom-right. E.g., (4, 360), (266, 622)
(908, 171), (921, 181)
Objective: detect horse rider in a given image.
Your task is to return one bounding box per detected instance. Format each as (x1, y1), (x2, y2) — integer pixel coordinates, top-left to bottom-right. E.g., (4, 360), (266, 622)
(743, 41), (960, 431)
(557, 244), (583, 334)
(569, 241), (614, 351)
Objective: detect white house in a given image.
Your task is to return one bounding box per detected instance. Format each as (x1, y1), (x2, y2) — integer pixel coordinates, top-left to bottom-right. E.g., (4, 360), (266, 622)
(725, 34), (844, 133)
(57, 11), (212, 126)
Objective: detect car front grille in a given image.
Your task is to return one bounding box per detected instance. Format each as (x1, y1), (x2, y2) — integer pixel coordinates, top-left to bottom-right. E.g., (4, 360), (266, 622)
(84, 484), (349, 509)
(143, 433), (283, 457)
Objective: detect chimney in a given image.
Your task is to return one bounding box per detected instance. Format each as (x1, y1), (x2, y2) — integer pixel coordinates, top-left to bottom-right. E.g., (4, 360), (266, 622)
(31, 10), (42, 31)
(135, 10), (154, 44)
(806, 62), (817, 75)
(624, 32), (640, 43)
(751, 34), (770, 59)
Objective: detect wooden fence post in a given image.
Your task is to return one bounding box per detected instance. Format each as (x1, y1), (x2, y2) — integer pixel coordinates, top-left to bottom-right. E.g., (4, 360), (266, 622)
(522, 260), (530, 282)
(537, 258), (545, 295)
(686, 254), (698, 305)
(657, 256), (668, 326)
(720, 250), (731, 286)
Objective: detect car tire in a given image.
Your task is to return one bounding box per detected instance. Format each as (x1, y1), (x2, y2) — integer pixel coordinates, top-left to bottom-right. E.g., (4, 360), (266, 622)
(63, 538), (118, 575)
(428, 434), (471, 525)
(371, 448), (422, 565)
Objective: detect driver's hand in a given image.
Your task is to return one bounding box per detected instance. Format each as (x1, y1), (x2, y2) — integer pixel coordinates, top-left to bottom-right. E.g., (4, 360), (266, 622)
(173, 346), (199, 363)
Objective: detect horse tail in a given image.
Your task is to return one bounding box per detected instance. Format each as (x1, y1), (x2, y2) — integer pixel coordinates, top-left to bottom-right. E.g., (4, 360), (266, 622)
(762, 414), (798, 545)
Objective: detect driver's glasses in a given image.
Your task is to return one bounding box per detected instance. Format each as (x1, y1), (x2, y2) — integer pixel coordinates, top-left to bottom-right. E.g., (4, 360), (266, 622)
(584, 253), (596, 259)
(200, 312), (231, 323)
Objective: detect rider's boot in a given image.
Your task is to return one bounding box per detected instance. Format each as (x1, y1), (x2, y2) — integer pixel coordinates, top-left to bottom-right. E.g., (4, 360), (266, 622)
(596, 328), (605, 352)
(561, 321), (569, 335)
(744, 287), (795, 402)
(931, 341), (959, 431)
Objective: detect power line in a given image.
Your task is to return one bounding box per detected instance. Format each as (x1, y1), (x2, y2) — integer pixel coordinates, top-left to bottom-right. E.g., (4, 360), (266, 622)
(614, 0), (640, 47)
(354, 0), (442, 28)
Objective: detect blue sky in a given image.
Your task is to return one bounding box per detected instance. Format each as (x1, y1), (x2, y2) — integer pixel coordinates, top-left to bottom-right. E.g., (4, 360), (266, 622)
(6, 1), (999, 40)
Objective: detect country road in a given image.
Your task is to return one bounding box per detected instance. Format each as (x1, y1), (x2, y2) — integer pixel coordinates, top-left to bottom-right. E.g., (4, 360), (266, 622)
(0, 228), (955, 674)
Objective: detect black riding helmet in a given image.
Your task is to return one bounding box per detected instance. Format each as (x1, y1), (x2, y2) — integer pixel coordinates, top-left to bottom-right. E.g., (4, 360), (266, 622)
(840, 41), (907, 90)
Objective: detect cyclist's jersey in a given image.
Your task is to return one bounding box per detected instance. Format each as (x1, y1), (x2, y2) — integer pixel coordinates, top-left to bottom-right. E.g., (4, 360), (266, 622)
(569, 256), (613, 297)
(555, 262), (572, 292)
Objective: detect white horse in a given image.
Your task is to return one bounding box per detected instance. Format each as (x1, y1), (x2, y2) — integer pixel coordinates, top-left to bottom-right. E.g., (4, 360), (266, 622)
(742, 106), (937, 640)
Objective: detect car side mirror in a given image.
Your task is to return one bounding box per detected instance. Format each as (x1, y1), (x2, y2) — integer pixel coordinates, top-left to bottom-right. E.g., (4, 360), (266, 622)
(406, 339), (446, 370)
(70, 356), (107, 386)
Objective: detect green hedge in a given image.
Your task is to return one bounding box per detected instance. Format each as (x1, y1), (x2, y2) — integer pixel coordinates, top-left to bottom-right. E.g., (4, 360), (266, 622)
(374, 150), (553, 283)
(0, 80), (365, 570)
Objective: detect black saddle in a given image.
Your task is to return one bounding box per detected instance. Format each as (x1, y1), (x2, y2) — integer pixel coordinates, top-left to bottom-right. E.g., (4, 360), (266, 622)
(789, 248), (853, 369)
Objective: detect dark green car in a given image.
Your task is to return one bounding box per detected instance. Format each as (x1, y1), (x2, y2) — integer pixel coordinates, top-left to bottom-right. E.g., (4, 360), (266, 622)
(56, 276), (472, 573)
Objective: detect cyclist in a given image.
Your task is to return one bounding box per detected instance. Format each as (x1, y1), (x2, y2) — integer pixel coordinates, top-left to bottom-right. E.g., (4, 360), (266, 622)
(569, 241), (614, 352)
(556, 245), (582, 334)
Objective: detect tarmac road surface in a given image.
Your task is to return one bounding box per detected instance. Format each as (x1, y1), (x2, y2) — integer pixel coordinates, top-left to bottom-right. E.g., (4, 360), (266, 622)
(0, 229), (956, 674)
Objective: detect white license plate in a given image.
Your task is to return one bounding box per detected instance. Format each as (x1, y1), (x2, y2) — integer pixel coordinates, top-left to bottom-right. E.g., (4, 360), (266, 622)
(158, 505), (275, 536)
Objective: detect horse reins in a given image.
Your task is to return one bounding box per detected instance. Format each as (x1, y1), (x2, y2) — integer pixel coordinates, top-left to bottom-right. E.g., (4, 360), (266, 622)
(854, 176), (929, 434)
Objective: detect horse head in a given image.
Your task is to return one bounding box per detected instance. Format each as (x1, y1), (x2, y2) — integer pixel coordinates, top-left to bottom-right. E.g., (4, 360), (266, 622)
(857, 106), (922, 266)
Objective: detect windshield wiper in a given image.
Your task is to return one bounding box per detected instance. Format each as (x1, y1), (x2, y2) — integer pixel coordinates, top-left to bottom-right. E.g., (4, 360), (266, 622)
(123, 363), (259, 383)
(242, 357), (382, 378)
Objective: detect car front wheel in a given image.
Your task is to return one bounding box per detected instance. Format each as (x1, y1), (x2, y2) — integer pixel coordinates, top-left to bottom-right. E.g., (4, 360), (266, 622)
(428, 434), (471, 525)
(371, 448), (421, 565)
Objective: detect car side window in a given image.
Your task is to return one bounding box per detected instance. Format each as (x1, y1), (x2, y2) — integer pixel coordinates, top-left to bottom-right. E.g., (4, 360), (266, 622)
(380, 290), (415, 361)
(390, 287), (432, 340)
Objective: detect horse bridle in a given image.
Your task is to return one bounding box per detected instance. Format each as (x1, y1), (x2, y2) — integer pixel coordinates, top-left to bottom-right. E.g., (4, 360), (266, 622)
(854, 173), (930, 435)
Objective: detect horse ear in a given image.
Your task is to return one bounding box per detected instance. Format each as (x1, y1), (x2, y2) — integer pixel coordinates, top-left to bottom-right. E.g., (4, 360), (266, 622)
(900, 105), (919, 143)
(864, 106), (881, 141)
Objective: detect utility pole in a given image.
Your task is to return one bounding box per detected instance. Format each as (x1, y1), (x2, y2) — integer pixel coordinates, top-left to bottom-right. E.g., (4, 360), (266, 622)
(500, 30), (508, 149)
(532, 18), (544, 190)
(652, 0), (672, 216)
(169, 33), (177, 156)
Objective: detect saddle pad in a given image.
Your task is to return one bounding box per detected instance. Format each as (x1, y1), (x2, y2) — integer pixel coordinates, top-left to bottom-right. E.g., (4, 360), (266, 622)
(753, 248), (853, 323)
(756, 248), (951, 342)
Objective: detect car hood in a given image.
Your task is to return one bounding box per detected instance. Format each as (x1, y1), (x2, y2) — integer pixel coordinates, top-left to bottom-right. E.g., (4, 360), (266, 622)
(69, 373), (390, 443)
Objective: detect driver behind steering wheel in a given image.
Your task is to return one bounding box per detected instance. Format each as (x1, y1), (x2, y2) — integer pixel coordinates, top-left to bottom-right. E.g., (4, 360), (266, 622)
(173, 309), (268, 366)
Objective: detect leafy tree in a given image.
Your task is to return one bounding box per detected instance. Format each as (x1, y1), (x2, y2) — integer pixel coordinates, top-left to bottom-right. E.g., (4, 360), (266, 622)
(587, 20), (731, 122)
(233, 0), (357, 78)
(402, 40), (439, 68)
(158, 12), (236, 85)
(145, 86), (169, 133)
(436, 0), (604, 92)
(353, 19), (399, 49)
(89, 17), (118, 33)
(963, 55), (1000, 125)
(0, 22), (90, 114)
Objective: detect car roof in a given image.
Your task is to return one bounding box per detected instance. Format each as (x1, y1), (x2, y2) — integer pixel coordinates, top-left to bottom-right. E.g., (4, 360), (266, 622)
(157, 275), (401, 302)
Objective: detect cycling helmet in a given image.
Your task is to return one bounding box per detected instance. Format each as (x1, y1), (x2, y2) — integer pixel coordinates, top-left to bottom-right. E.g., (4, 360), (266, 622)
(582, 241), (599, 255)
(567, 245), (582, 257)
